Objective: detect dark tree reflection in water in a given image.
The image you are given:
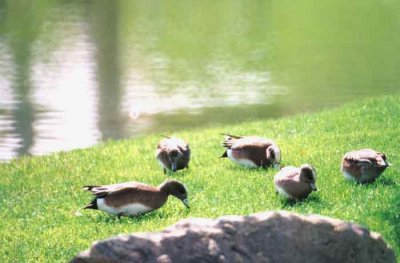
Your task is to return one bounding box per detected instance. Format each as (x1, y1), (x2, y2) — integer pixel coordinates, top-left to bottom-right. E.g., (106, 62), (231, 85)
(0, 0), (399, 160)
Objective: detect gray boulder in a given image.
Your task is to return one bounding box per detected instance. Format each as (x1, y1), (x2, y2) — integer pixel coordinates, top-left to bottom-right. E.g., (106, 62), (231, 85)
(72, 211), (396, 263)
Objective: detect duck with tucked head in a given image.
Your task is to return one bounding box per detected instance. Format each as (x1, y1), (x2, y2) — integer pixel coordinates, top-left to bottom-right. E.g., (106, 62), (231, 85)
(83, 179), (189, 217)
(156, 136), (191, 174)
(341, 149), (390, 184)
(274, 164), (317, 201)
(220, 134), (281, 168)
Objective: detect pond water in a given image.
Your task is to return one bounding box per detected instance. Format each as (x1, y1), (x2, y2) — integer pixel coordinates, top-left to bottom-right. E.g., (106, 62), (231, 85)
(0, 0), (399, 160)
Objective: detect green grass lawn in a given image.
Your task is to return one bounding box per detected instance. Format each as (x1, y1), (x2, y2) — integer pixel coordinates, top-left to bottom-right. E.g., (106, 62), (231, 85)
(1, 96), (399, 262)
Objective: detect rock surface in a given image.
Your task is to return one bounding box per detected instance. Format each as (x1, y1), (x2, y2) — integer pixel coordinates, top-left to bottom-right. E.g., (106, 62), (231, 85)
(72, 211), (396, 263)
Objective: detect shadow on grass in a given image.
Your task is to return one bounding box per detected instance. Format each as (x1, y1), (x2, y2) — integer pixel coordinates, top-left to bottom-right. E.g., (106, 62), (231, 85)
(343, 177), (397, 188)
(89, 210), (165, 224)
(376, 177), (397, 187)
(376, 189), (400, 253)
(279, 194), (322, 208)
(223, 164), (277, 175)
(161, 166), (192, 177)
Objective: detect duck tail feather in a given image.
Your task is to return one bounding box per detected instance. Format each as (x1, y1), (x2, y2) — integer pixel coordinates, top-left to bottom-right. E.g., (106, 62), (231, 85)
(220, 133), (242, 139)
(83, 185), (99, 191)
(83, 199), (98, 210)
(219, 150), (228, 158)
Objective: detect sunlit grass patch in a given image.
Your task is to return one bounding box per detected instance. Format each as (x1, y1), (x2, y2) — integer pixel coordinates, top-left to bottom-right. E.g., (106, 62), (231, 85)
(0, 96), (399, 261)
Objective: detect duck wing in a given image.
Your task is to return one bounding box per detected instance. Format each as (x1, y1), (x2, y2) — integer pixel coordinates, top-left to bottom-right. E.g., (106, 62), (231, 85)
(83, 182), (152, 198)
(275, 167), (299, 181)
(102, 186), (161, 208)
(229, 137), (274, 150)
(345, 149), (388, 167)
(221, 134), (243, 148)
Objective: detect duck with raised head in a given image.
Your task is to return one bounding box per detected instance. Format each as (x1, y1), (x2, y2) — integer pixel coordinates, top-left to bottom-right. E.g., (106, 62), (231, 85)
(220, 134), (281, 168)
(156, 136), (191, 174)
(274, 164), (317, 200)
(83, 179), (189, 217)
(341, 149), (390, 184)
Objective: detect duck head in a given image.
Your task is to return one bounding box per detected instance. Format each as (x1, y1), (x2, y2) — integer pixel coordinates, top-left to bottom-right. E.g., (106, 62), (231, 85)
(167, 148), (183, 172)
(299, 164), (317, 191)
(266, 145), (281, 169)
(160, 179), (189, 208)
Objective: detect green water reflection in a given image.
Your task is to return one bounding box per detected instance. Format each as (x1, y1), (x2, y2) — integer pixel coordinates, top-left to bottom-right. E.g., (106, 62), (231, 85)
(0, 0), (399, 159)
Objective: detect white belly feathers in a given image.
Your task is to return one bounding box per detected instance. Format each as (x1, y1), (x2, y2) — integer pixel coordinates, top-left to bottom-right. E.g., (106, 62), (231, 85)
(227, 149), (258, 168)
(97, 199), (152, 216)
(275, 185), (292, 199)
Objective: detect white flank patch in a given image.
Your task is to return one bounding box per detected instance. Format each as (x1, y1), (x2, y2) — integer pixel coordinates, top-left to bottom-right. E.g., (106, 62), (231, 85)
(157, 158), (168, 170)
(342, 171), (355, 181)
(227, 149), (257, 168)
(97, 199), (152, 216)
(275, 185), (292, 199)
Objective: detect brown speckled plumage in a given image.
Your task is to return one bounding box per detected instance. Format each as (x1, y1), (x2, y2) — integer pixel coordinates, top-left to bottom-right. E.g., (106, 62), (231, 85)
(220, 134), (281, 168)
(83, 180), (189, 216)
(341, 149), (389, 184)
(156, 136), (190, 174)
(274, 164), (317, 200)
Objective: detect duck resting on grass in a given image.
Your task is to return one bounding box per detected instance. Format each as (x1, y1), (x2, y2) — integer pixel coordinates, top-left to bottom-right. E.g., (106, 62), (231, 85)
(156, 136), (191, 174)
(341, 149), (390, 184)
(83, 179), (189, 217)
(274, 164), (317, 201)
(220, 134), (281, 168)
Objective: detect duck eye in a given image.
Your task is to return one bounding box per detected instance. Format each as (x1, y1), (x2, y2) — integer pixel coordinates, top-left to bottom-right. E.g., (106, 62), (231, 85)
(267, 147), (276, 159)
(177, 186), (186, 194)
(304, 171), (314, 181)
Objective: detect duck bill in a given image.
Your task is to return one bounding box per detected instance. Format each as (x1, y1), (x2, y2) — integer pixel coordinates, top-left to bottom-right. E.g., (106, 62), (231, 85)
(310, 183), (317, 191)
(182, 198), (190, 208)
(171, 163), (177, 172)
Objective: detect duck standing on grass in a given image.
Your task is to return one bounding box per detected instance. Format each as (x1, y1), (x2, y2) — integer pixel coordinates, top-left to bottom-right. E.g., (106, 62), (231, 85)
(341, 149), (390, 184)
(156, 136), (191, 174)
(83, 179), (189, 217)
(274, 164), (317, 201)
(220, 134), (281, 168)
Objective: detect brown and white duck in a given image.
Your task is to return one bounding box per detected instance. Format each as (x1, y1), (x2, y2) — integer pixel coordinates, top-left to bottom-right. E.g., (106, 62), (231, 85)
(341, 148), (390, 184)
(83, 179), (189, 217)
(156, 136), (190, 174)
(274, 164), (317, 200)
(220, 134), (281, 168)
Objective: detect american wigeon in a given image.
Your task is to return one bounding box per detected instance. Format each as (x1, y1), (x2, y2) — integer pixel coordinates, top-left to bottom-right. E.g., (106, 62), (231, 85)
(220, 134), (281, 168)
(83, 179), (189, 217)
(341, 149), (390, 184)
(156, 136), (190, 174)
(274, 164), (317, 200)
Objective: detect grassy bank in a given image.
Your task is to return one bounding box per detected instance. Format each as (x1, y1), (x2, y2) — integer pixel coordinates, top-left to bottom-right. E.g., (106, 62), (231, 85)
(1, 96), (399, 261)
